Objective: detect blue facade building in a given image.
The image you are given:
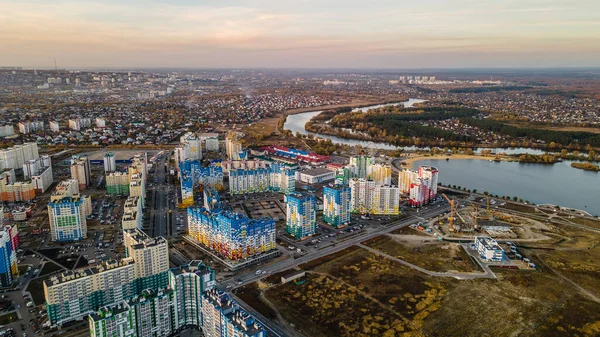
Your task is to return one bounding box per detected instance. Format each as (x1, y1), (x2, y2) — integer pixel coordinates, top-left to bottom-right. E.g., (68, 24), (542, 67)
(323, 185), (351, 227)
(285, 193), (317, 239)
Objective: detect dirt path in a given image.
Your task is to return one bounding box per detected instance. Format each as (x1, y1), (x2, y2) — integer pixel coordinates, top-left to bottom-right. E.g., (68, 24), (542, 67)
(534, 252), (600, 303)
(306, 270), (415, 329)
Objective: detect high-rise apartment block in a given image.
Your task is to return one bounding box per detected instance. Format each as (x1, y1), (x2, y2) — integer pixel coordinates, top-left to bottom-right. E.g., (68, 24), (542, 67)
(95, 118), (106, 128)
(45, 229), (169, 327)
(188, 207), (276, 260)
(201, 289), (266, 337)
(349, 178), (399, 215)
(121, 196), (142, 230)
(18, 121), (44, 134)
(0, 181), (35, 202)
(285, 193), (317, 239)
(180, 161), (224, 206)
(225, 131), (244, 161)
(349, 156), (375, 179)
(106, 171), (129, 196)
(323, 185), (351, 227)
(228, 164), (295, 195)
(368, 163), (393, 186)
(71, 155), (91, 189)
(0, 225), (19, 287)
(0, 125), (15, 138)
(49, 121), (60, 132)
(51, 179), (80, 201)
(48, 196), (88, 242)
(0, 143), (39, 170)
(174, 132), (203, 167)
(103, 152), (116, 173)
(88, 262), (264, 337)
(400, 166), (439, 207)
(68, 118), (91, 131)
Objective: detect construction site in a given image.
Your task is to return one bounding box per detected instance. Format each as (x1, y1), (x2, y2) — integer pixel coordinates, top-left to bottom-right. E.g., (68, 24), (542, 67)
(424, 193), (551, 242)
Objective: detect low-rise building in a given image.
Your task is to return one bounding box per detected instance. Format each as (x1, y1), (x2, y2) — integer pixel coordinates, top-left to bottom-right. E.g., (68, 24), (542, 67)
(296, 168), (335, 184)
(475, 237), (504, 262)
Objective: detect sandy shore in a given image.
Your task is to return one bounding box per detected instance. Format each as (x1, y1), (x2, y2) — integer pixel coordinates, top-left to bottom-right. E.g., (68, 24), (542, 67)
(399, 154), (494, 169)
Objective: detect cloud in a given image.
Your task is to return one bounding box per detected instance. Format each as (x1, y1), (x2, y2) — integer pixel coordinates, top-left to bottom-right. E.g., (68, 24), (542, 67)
(0, 0), (599, 67)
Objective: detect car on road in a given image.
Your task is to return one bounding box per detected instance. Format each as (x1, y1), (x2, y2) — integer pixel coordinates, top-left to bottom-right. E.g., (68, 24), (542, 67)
(255, 270), (262, 275)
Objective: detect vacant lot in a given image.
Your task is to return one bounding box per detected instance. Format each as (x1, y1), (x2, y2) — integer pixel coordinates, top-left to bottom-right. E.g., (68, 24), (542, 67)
(364, 235), (480, 273)
(267, 248), (445, 337)
(233, 213), (600, 337)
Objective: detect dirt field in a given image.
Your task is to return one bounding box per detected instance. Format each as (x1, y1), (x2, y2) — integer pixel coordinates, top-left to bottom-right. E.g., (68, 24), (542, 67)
(267, 248), (444, 337)
(251, 229), (600, 337)
(364, 235), (480, 273)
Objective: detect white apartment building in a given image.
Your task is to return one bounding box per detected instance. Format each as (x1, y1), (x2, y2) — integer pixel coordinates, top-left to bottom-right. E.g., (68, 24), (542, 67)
(49, 121), (60, 132)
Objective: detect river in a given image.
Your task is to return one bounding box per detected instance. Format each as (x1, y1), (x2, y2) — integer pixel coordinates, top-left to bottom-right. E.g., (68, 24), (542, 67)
(413, 158), (600, 216)
(283, 99), (548, 154)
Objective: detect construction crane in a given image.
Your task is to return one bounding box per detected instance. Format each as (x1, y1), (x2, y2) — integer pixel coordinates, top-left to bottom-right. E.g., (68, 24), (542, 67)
(442, 193), (455, 232)
(468, 200), (479, 230)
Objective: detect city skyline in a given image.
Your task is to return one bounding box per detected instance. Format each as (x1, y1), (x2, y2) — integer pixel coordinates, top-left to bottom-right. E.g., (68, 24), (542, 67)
(1, 0), (600, 68)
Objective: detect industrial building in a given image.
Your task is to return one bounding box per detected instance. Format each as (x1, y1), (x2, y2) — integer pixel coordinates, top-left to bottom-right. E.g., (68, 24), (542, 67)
(187, 207), (276, 260)
(323, 184), (351, 227)
(296, 167), (335, 184)
(285, 193), (317, 239)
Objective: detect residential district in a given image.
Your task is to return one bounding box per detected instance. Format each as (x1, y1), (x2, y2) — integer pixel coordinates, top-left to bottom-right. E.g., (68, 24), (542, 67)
(1, 68), (600, 337)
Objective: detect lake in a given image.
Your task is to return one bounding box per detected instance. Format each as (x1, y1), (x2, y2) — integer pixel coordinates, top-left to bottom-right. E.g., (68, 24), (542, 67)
(413, 158), (600, 216)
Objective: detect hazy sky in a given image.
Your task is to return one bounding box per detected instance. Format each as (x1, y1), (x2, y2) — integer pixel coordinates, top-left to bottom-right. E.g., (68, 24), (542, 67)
(1, 0), (599, 68)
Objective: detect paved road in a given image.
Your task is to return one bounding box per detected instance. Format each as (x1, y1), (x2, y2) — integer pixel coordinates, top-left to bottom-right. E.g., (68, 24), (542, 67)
(222, 206), (451, 289)
(151, 155), (169, 237)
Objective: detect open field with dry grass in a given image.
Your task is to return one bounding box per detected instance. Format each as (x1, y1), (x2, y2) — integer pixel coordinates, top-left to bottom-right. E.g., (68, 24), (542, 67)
(239, 224), (600, 337)
(363, 235), (480, 272)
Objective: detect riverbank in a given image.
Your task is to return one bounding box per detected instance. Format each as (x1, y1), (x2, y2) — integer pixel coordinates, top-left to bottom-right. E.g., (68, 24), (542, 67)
(399, 154), (497, 169)
(281, 95), (410, 117)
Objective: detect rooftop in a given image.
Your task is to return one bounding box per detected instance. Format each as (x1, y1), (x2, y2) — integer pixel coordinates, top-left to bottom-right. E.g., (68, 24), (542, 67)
(300, 167), (333, 176)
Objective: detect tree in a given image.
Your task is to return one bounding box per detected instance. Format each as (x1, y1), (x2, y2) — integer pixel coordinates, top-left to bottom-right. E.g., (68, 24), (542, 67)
(513, 196), (518, 201)
(549, 142), (556, 150)
(483, 191), (489, 196)
(473, 189), (478, 194)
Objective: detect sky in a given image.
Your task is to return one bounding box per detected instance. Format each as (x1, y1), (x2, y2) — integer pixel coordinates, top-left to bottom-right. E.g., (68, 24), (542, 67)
(1, 0), (600, 69)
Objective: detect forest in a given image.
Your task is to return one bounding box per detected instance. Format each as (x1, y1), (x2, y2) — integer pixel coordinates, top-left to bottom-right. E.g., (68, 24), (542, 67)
(460, 118), (600, 147)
